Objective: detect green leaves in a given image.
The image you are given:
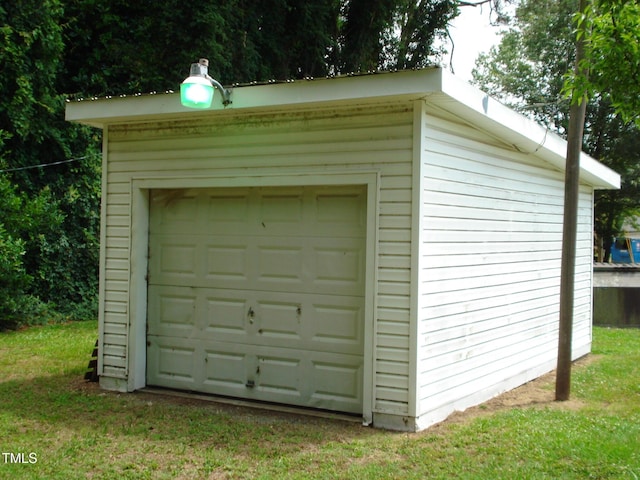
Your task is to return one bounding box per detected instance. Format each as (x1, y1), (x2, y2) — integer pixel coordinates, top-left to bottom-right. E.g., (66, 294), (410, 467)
(61, 0), (459, 93)
(564, 0), (640, 126)
(0, 0), (462, 327)
(473, 0), (640, 259)
(0, 1), (101, 326)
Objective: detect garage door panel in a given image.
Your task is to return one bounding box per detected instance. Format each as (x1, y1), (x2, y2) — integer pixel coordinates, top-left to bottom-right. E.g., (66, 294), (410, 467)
(256, 354), (302, 396)
(199, 343), (304, 402)
(313, 244), (364, 294)
(149, 238), (200, 280)
(152, 235), (364, 296)
(204, 295), (251, 337)
(259, 191), (304, 225)
(200, 343), (362, 413)
(205, 191), (252, 234)
(148, 339), (364, 413)
(147, 336), (199, 388)
(150, 190), (199, 233)
(205, 243), (249, 282)
(147, 185), (366, 415)
(256, 245), (304, 286)
(147, 286), (197, 336)
(315, 191), (367, 233)
(250, 292), (362, 355)
(256, 299), (302, 341)
(203, 348), (250, 391)
(310, 357), (363, 412)
(310, 301), (364, 349)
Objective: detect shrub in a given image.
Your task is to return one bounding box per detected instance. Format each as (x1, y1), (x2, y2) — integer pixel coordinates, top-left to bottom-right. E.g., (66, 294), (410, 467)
(0, 223), (31, 329)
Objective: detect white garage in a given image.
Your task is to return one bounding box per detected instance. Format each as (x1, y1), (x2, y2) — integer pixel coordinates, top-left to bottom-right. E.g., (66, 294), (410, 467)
(146, 185), (367, 413)
(66, 68), (619, 431)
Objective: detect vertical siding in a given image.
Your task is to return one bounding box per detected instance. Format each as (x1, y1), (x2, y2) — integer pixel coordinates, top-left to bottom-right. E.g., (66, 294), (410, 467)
(100, 105), (415, 415)
(417, 114), (594, 422)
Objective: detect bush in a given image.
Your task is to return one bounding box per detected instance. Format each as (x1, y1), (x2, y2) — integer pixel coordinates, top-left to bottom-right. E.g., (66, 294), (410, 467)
(0, 223), (32, 329)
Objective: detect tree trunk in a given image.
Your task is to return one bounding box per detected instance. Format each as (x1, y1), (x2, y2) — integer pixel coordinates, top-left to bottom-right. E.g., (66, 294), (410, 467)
(556, 0), (589, 402)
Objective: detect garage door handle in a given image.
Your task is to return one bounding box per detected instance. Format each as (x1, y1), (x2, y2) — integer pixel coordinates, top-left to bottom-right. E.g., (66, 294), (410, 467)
(248, 307), (255, 323)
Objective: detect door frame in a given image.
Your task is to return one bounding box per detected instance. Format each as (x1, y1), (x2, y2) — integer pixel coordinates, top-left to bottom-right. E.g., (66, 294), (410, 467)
(128, 171), (380, 424)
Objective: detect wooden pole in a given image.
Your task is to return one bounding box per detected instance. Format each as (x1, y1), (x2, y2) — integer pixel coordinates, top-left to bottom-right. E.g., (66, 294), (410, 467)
(556, 0), (589, 401)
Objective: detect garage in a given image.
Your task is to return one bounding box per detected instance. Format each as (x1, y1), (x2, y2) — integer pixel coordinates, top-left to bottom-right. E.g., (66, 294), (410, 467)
(146, 185), (367, 413)
(66, 68), (620, 430)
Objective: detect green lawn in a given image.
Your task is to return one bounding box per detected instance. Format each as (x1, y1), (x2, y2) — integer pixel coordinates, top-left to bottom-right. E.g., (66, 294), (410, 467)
(0, 322), (638, 479)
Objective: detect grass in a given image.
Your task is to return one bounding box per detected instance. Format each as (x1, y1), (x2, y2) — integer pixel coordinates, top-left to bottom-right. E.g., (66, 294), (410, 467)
(0, 322), (638, 479)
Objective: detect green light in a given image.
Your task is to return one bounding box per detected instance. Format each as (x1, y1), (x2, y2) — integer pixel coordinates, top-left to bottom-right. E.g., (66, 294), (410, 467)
(180, 76), (214, 109)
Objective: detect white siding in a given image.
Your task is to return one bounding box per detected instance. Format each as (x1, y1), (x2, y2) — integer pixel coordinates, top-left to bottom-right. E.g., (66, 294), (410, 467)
(99, 105), (415, 415)
(97, 98), (600, 429)
(417, 114), (594, 425)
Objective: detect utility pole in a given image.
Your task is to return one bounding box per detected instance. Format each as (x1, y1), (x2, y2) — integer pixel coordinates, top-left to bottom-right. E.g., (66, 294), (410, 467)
(556, 0), (589, 401)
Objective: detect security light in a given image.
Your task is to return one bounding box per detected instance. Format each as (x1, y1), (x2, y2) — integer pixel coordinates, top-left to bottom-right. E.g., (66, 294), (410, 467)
(180, 58), (231, 109)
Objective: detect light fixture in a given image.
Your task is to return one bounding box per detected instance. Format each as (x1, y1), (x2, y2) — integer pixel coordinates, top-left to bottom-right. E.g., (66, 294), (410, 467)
(180, 58), (232, 109)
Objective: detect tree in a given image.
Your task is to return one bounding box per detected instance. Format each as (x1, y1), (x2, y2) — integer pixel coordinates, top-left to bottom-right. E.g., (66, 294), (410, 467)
(0, 176), (32, 329)
(473, 0), (640, 260)
(61, 0), (461, 94)
(473, 0), (640, 400)
(557, 0), (589, 401)
(391, 0), (460, 70)
(0, 0), (101, 324)
(569, 0), (640, 126)
(560, 0), (640, 399)
(2, 0), (463, 327)
(340, 0), (456, 71)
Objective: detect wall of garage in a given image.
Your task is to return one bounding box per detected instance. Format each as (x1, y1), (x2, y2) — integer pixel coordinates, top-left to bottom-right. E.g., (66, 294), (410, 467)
(414, 114), (595, 428)
(99, 103), (418, 424)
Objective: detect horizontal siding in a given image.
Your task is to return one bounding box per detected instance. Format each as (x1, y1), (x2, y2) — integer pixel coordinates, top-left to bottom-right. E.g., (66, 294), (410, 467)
(101, 105), (415, 415)
(418, 115), (594, 420)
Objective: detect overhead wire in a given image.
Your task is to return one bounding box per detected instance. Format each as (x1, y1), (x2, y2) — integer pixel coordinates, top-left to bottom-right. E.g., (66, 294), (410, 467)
(0, 154), (100, 174)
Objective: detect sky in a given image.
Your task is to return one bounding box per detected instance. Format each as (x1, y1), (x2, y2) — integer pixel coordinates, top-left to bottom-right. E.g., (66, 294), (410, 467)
(442, 4), (507, 82)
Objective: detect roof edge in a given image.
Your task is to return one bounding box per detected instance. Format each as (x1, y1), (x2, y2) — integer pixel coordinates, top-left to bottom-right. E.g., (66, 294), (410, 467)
(437, 70), (620, 190)
(65, 69), (442, 128)
(65, 68), (620, 190)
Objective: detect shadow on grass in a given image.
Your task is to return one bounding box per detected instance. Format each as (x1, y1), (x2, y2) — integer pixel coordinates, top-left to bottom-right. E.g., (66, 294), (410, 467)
(4, 326), (639, 479)
(1, 370), (386, 458)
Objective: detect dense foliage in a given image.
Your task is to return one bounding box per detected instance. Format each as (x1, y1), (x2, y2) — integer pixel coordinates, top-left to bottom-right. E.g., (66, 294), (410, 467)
(0, 0), (101, 327)
(472, 0), (640, 260)
(568, 0), (640, 127)
(1, 0), (461, 329)
(59, 0), (459, 97)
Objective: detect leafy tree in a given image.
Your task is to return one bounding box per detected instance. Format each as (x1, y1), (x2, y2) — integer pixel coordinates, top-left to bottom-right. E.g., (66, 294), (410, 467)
(569, 0), (640, 126)
(61, 0), (232, 95)
(2, 0), (464, 328)
(472, 0), (640, 260)
(61, 0), (460, 94)
(0, 0), (100, 325)
(474, 0), (640, 398)
(0, 154), (62, 328)
(392, 0), (459, 70)
(0, 175), (31, 329)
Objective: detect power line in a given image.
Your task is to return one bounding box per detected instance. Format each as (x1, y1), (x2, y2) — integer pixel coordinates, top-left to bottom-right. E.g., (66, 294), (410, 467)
(0, 155), (99, 174)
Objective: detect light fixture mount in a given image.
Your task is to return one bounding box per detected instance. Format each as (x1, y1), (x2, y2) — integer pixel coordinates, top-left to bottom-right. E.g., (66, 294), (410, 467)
(180, 58), (232, 109)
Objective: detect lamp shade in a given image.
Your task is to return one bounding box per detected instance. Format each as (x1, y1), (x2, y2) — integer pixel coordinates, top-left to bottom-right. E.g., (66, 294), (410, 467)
(180, 76), (214, 109)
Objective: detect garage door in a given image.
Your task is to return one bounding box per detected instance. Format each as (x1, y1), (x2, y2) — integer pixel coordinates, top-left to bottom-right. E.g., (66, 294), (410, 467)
(146, 185), (366, 413)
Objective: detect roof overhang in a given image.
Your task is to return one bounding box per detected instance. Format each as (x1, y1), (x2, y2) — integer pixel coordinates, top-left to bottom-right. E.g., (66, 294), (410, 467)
(66, 68), (620, 190)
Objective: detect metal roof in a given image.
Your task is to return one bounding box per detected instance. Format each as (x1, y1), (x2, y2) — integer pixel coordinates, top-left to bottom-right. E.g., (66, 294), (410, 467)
(65, 68), (620, 190)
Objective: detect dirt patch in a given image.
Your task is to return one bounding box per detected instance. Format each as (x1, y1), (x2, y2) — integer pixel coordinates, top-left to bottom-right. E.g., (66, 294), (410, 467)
(440, 354), (599, 427)
(70, 354), (600, 431)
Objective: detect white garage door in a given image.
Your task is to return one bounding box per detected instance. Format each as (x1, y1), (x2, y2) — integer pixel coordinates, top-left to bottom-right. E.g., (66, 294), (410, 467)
(146, 185), (366, 414)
